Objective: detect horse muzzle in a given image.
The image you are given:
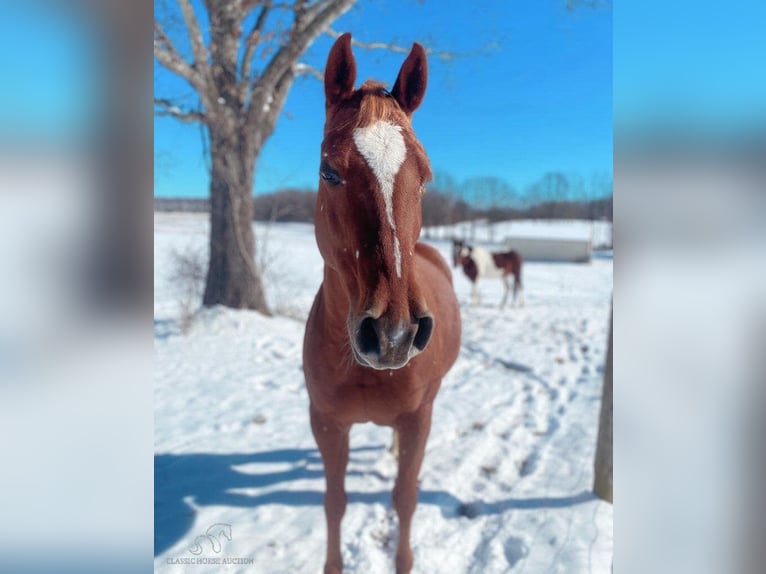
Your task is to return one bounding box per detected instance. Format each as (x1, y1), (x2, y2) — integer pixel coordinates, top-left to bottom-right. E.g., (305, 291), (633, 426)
(350, 311), (434, 370)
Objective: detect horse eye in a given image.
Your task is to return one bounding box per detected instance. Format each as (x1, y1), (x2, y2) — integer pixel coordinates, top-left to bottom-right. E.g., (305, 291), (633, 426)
(320, 161), (342, 186)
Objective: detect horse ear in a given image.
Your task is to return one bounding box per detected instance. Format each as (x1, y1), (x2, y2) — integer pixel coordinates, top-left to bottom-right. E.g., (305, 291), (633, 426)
(392, 42), (428, 116)
(324, 33), (356, 108)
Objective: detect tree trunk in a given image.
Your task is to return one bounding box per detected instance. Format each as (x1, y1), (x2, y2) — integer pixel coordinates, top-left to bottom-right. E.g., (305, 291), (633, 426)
(202, 127), (270, 314)
(593, 307), (613, 502)
(155, 0), (357, 315)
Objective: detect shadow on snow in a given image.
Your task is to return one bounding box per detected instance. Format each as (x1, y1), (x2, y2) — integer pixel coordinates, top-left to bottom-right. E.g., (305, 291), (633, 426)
(155, 446), (595, 556)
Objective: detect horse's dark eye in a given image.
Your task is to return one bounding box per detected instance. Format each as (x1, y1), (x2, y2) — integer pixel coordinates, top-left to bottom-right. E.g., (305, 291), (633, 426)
(320, 161), (342, 186)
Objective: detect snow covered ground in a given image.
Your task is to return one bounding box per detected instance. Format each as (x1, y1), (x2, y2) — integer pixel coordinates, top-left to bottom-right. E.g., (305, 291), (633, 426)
(424, 219), (612, 248)
(154, 213), (613, 573)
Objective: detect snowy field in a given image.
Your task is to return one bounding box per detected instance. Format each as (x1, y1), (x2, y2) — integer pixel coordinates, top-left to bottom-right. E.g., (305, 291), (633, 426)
(424, 219), (612, 248)
(154, 212), (613, 573)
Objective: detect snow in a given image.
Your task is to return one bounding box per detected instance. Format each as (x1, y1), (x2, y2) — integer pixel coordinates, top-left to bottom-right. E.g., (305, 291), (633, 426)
(427, 219), (613, 248)
(154, 212), (613, 573)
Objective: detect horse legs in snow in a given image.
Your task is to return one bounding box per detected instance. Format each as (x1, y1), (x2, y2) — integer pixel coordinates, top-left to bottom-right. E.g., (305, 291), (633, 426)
(392, 402), (433, 574)
(470, 281), (480, 306)
(514, 274), (525, 307)
(500, 276), (510, 308)
(311, 406), (350, 574)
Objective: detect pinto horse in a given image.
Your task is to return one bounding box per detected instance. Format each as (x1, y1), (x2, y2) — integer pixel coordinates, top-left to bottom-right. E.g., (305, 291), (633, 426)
(303, 34), (461, 574)
(452, 239), (524, 308)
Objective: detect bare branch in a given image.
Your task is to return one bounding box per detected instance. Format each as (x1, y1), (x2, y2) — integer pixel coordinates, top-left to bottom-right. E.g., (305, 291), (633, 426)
(294, 0), (323, 30)
(269, 1), (354, 84)
(247, 0), (355, 127)
(239, 5), (272, 102)
(177, 0), (210, 72)
(325, 27), (462, 61)
(297, 0), (334, 29)
(242, 0), (294, 10)
(154, 98), (206, 123)
(154, 21), (203, 89)
(294, 62), (323, 81)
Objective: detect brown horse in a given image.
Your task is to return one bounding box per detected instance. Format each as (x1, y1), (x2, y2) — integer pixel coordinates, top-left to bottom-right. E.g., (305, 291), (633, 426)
(452, 239), (524, 308)
(303, 34), (461, 574)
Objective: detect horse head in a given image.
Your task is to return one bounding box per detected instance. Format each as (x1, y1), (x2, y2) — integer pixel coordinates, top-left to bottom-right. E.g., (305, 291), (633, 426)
(451, 238), (472, 268)
(315, 33), (434, 370)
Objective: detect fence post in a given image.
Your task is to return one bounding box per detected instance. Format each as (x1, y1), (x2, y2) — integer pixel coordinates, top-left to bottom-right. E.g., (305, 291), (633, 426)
(593, 307), (613, 503)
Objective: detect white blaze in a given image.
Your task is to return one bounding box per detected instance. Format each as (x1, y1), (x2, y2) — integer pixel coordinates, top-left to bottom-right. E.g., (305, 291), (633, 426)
(352, 121), (407, 278)
(393, 237), (402, 278)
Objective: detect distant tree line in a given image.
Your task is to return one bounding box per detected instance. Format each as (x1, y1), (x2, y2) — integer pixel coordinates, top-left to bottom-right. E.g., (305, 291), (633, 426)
(154, 197), (209, 212)
(155, 170), (612, 224)
(253, 189), (317, 222)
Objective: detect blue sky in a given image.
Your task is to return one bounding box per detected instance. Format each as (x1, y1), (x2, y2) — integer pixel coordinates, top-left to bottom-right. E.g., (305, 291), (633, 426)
(0, 2), (101, 144)
(3, 1), (766, 198)
(614, 0), (766, 134)
(154, 0), (613, 199)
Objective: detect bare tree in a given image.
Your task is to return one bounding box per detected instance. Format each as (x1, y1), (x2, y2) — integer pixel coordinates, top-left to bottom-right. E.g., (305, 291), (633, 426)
(524, 172), (570, 218)
(458, 176), (517, 241)
(154, 0), (357, 313)
(155, 1), (463, 313)
(425, 171), (461, 237)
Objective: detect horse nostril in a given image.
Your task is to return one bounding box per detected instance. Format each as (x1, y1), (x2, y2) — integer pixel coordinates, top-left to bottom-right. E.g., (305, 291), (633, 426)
(356, 316), (380, 355)
(413, 315), (433, 351)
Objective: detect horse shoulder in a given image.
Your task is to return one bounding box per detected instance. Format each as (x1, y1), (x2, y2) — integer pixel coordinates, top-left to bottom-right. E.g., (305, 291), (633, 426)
(412, 243), (461, 376)
(472, 247), (492, 273)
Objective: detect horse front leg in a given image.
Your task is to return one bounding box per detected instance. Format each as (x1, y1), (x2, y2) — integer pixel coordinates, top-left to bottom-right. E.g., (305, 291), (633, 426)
(471, 281), (480, 306)
(310, 405), (350, 574)
(515, 280), (525, 307)
(392, 402), (434, 574)
(500, 276), (510, 309)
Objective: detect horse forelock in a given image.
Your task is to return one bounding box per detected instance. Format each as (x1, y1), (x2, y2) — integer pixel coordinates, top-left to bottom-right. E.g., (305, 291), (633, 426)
(326, 81), (404, 132)
(324, 82), (432, 180)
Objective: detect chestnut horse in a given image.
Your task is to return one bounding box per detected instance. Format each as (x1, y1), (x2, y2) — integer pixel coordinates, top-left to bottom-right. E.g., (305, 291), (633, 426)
(303, 34), (461, 574)
(452, 239), (524, 308)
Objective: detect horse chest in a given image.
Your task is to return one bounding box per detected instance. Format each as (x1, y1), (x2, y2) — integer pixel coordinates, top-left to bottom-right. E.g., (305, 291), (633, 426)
(329, 368), (429, 425)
